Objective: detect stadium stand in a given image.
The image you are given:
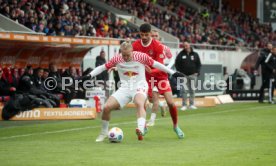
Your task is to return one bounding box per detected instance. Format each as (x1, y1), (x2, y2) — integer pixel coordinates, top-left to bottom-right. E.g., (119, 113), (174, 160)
(0, 0), (137, 38)
(0, 0), (274, 48)
(101, 0), (274, 48)
(194, 0), (273, 48)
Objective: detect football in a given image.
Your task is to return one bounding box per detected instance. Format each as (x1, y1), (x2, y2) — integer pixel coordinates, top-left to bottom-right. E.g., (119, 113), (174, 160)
(108, 127), (124, 143)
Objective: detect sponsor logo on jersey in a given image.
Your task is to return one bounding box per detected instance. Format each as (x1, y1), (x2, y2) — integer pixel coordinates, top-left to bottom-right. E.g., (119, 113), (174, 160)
(123, 71), (139, 77)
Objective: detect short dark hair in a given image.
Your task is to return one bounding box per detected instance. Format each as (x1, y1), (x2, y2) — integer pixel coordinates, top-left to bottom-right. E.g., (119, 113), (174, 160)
(43, 69), (49, 73)
(26, 65), (32, 70)
(139, 23), (151, 33)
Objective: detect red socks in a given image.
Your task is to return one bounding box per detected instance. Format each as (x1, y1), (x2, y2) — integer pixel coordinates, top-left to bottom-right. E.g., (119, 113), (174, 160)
(169, 105), (178, 128)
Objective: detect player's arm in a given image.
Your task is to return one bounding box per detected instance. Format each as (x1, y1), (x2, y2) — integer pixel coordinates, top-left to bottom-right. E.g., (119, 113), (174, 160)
(141, 53), (185, 77)
(166, 52), (176, 69)
(88, 65), (107, 78)
(148, 43), (167, 74)
(82, 56), (118, 80)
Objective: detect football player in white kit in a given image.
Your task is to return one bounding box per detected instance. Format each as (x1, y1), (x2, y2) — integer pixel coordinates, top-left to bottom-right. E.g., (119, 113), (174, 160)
(84, 42), (184, 142)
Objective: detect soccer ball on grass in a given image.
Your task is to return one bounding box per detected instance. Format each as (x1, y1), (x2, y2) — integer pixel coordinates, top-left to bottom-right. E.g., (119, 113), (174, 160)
(108, 127), (123, 143)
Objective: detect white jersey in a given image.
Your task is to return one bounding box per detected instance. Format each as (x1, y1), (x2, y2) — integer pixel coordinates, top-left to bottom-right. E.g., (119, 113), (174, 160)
(105, 51), (154, 89)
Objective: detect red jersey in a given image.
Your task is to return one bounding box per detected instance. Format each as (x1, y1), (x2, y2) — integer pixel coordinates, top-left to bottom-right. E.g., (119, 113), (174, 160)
(132, 39), (167, 79)
(163, 45), (172, 59)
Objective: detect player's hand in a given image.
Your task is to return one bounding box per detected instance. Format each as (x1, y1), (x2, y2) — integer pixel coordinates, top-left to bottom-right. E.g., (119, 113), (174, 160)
(145, 65), (152, 73)
(172, 71), (185, 78)
(80, 74), (92, 82)
(253, 70), (258, 75)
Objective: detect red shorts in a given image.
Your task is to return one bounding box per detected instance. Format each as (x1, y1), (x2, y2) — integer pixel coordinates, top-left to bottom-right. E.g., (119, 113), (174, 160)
(147, 77), (172, 98)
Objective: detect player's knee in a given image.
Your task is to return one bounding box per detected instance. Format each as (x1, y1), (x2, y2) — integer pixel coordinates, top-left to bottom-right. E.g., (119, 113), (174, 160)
(103, 104), (112, 112)
(153, 100), (159, 107)
(167, 102), (174, 108)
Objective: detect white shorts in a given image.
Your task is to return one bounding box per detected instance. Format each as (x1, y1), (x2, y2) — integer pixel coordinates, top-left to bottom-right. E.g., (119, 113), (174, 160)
(112, 85), (148, 108)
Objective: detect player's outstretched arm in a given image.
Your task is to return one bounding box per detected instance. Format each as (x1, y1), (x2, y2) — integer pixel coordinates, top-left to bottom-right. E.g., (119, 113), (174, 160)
(152, 61), (185, 78)
(81, 65), (107, 81)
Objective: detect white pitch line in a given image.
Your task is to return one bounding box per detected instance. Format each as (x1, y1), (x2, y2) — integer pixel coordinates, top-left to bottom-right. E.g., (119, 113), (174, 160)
(0, 105), (273, 140)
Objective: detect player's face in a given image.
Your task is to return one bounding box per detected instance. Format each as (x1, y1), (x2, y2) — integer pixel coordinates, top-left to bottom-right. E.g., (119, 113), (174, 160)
(140, 32), (151, 45)
(151, 31), (160, 41)
(121, 48), (133, 62)
(267, 44), (273, 51)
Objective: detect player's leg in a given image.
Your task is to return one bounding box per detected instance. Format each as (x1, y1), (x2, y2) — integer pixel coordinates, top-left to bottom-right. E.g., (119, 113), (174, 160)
(157, 79), (178, 127)
(181, 76), (188, 111)
(163, 91), (184, 139)
(189, 75), (197, 109)
(96, 88), (130, 142)
(268, 78), (274, 104)
(159, 98), (167, 117)
(133, 93), (148, 140)
(147, 90), (159, 126)
(95, 96), (120, 142)
(163, 91), (177, 127)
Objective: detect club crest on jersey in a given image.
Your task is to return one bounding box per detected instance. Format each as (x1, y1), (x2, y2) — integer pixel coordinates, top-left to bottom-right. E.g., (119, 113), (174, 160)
(159, 54), (164, 59)
(123, 71), (138, 77)
(148, 50), (153, 55)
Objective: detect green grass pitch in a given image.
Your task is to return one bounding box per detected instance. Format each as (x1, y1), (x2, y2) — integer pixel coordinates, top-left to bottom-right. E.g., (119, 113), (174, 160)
(0, 102), (275, 166)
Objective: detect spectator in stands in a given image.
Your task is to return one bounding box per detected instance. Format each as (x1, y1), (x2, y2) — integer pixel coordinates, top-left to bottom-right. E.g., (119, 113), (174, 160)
(62, 66), (77, 94)
(1, 0), (274, 48)
(11, 67), (20, 83)
(1, 0), (137, 38)
(33, 67), (46, 92)
(48, 62), (63, 92)
(48, 63), (74, 104)
(175, 42), (201, 111)
(42, 68), (49, 81)
(17, 65), (34, 93)
(0, 67), (16, 96)
(95, 50), (109, 90)
(3, 67), (18, 88)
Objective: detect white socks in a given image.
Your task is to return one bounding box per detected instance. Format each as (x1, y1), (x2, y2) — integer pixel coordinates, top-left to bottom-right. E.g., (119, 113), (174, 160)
(150, 113), (156, 122)
(101, 120), (109, 134)
(137, 117), (146, 132)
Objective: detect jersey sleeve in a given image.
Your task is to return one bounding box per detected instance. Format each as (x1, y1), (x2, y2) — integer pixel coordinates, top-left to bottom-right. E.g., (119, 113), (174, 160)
(163, 45), (172, 59)
(133, 52), (154, 67)
(105, 55), (120, 69)
(154, 42), (165, 63)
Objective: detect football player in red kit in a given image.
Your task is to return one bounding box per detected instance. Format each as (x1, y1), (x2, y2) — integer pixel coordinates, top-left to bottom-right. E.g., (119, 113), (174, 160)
(132, 23), (184, 139)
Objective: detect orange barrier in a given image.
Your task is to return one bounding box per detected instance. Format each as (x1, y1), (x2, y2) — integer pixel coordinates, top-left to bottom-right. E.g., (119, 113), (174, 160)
(0, 32), (120, 69)
(0, 107), (97, 120)
(0, 32), (120, 45)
